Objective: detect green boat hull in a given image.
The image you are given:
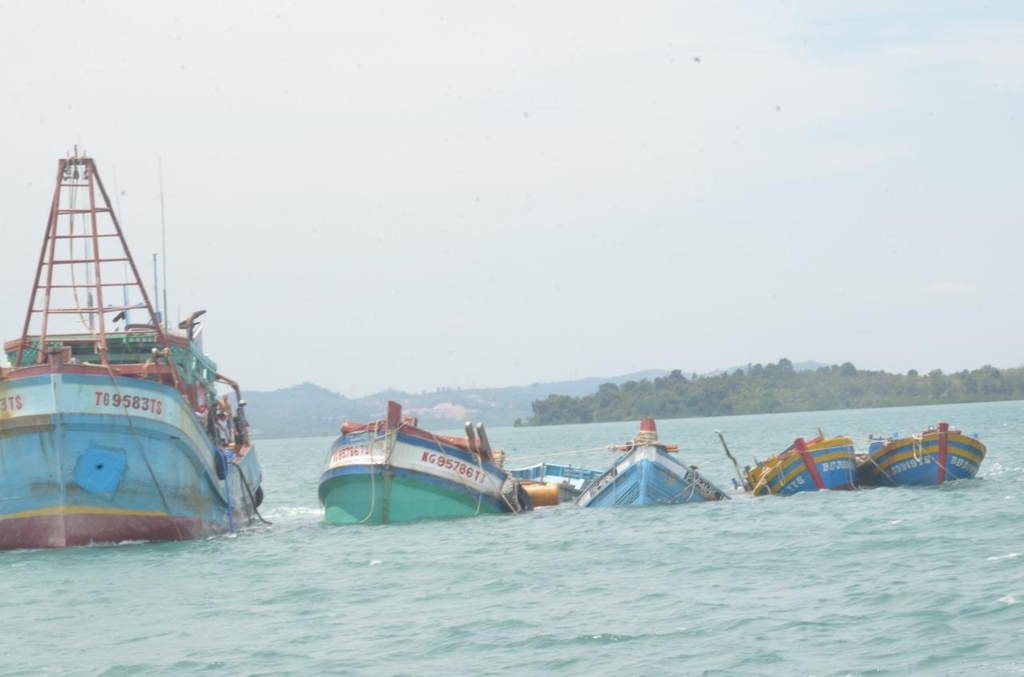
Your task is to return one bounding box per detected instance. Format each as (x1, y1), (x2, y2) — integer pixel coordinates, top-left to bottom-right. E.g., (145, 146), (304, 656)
(319, 473), (506, 525)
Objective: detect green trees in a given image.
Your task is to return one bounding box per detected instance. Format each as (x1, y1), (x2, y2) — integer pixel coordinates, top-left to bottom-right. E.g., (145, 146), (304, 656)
(525, 359), (1024, 426)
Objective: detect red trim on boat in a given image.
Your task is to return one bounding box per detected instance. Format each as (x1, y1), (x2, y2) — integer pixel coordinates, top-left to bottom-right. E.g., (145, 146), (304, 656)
(386, 401), (402, 429)
(794, 437), (825, 490)
(0, 513), (215, 550)
(937, 421), (949, 484)
(639, 417), (657, 434)
(339, 401), (492, 458)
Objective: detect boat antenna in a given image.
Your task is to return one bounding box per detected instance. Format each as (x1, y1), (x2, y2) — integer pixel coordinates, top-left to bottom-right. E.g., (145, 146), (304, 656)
(153, 252), (160, 324)
(159, 157), (168, 331)
(715, 430), (751, 492)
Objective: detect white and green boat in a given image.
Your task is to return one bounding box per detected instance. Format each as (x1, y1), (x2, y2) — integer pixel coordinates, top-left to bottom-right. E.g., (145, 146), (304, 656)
(318, 402), (531, 524)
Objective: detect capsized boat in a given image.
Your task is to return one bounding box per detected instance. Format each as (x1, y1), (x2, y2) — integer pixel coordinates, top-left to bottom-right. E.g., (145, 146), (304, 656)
(575, 417), (729, 508)
(0, 153), (265, 549)
(509, 462), (603, 506)
(318, 401), (532, 524)
(856, 422), (985, 487)
(744, 433), (857, 496)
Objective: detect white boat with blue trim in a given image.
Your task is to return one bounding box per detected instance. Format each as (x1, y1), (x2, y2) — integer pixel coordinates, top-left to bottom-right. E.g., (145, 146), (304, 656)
(576, 417), (729, 508)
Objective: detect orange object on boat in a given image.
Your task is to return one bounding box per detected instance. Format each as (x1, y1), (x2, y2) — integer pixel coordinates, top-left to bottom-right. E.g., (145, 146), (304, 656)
(521, 482), (560, 507)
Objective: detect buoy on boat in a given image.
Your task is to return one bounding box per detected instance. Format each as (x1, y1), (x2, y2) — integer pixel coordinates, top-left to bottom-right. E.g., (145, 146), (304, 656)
(636, 416), (658, 444)
(520, 481), (561, 507)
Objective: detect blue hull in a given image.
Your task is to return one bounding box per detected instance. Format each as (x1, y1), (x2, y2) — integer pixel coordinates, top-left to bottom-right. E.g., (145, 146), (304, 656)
(0, 373), (263, 549)
(747, 438), (858, 496)
(857, 431), (986, 487)
(576, 445), (729, 508)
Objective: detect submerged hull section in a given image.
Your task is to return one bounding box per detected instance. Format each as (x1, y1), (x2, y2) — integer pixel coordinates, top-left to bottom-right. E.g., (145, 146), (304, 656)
(857, 430), (985, 487)
(318, 429), (524, 525)
(748, 437), (857, 496)
(575, 445), (729, 508)
(0, 372), (262, 549)
(509, 462), (603, 504)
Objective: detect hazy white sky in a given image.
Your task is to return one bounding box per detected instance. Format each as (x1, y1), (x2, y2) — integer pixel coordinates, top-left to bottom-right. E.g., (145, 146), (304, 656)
(1, 1), (1022, 397)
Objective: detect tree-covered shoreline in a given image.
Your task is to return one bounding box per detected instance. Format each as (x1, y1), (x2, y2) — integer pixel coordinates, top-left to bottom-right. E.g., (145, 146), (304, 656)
(519, 359), (1022, 426)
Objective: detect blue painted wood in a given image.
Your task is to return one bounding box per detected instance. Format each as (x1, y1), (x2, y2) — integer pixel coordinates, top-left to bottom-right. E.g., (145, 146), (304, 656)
(576, 444), (729, 508)
(0, 372), (262, 549)
(856, 428), (986, 487)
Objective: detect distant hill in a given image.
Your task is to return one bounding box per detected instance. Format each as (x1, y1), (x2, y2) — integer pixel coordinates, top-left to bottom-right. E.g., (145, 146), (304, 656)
(523, 360), (1024, 426)
(242, 370), (671, 439)
(237, 360), (1024, 437)
(714, 360), (827, 375)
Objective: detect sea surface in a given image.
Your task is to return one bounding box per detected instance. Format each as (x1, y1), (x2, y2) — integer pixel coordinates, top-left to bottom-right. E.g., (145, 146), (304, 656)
(3, 400), (1023, 676)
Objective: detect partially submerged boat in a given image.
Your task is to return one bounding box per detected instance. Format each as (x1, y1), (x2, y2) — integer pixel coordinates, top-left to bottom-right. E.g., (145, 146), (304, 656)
(0, 153), (264, 549)
(575, 417), (729, 508)
(856, 422), (985, 487)
(509, 462), (603, 506)
(744, 433), (857, 496)
(318, 401), (531, 524)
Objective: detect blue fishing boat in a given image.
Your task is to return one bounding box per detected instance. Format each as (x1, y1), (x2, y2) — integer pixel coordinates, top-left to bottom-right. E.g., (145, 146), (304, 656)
(856, 422), (986, 487)
(0, 153), (265, 549)
(318, 401), (531, 524)
(509, 462), (603, 506)
(744, 433), (857, 496)
(575, 417), (729, 508)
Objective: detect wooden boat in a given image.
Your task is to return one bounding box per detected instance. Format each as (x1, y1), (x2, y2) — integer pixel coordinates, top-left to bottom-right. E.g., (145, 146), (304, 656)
(0, 153), (265, 549)
(318, 401), (532, 524)
(575, 417), (729, 508)
(744, 434), (857, 496)
(509, 462), (603, 506)
(856, 422), (986, 487)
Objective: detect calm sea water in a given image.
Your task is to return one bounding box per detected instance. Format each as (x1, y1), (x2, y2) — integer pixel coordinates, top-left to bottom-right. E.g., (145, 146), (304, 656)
(3, 401), (1023, 676)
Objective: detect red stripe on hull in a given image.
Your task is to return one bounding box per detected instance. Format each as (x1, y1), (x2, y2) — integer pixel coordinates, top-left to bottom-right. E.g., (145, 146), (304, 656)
(799, 451), (826, 490)
(937, 422), (949, 485)
(0, 513), (219, 550)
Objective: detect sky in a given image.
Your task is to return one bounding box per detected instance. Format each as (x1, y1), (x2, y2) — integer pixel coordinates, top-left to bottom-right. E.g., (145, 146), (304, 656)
(1, 1), (1022, 397)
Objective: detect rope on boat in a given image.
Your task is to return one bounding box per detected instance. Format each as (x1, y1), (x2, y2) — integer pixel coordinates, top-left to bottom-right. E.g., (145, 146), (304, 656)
(749, 470), (770, 496)
(102, 361), (184, 540)
(909, 432), (951, 479)
(667, 471), (699, 503)
(230, 461), (271, 525)
(218, 448), (236, 534)
(912, 434), (924, 461)
(358, 430), (387, 524)
(511, 445), (619, 464)
(468, 436), (486, 516)
(859, 452), (898, 487)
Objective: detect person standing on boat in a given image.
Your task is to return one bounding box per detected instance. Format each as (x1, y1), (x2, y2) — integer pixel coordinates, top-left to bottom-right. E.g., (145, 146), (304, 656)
(203, 403), (219, 442)
(211, 396), (231, 447)
(233, 400), (251, 453)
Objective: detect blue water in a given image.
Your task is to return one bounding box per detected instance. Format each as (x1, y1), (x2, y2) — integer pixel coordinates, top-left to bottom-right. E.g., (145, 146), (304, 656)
(3, 401), (1023, 676)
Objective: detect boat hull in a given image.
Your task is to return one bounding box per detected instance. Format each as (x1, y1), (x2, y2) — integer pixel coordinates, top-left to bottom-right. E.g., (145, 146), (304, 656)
(575, 445), (729, 508)
(747, 437), (857, 496)
(318, 429), (522, 525)
(856, 431), (985, 487)
(0, 372), (262, 549)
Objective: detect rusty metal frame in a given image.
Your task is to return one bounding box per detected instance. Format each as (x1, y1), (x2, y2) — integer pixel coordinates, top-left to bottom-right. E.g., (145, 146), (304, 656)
(14, 155), (169, 366)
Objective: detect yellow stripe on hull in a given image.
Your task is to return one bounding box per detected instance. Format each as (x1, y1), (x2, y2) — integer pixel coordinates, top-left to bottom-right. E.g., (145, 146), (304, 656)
(874, 448), (983, 472)
(774, 450), (854, 487)
(747, 438), (856, 495)
(0, 505), (169, 521)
